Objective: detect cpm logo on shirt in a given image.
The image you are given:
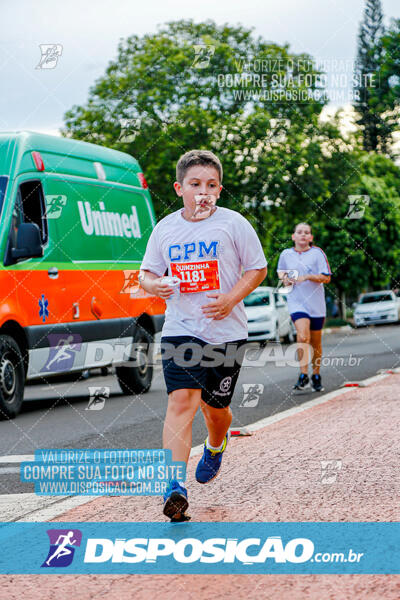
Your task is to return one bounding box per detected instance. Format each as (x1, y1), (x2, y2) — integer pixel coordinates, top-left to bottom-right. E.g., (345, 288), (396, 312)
(168, 241), (219, 261)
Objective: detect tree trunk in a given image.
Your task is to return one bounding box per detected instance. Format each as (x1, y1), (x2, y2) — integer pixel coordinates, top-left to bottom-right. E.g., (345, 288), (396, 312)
(340, 291), (347, 320)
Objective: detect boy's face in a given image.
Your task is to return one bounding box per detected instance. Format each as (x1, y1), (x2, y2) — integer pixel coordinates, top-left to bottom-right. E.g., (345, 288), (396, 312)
(291, 224), (313, 246)
(174, 165), (222, 220)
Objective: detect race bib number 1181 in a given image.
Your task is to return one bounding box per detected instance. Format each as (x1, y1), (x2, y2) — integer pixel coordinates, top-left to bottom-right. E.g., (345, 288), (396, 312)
(170, 260), (220, 293)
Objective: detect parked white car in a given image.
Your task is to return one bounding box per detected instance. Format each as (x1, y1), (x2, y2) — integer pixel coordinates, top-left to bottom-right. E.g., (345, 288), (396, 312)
(353, 290), (400, 327)
(244, 286), (296, 342)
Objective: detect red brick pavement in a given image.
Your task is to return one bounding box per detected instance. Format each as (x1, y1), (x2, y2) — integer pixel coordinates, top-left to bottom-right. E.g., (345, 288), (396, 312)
(1, 375), (399, 599)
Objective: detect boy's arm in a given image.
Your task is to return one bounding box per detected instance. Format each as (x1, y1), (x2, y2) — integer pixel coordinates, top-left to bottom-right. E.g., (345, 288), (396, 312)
(228, 267), (268, 304)
(201, 266), (267, 320)
(139, 270), (174, 300)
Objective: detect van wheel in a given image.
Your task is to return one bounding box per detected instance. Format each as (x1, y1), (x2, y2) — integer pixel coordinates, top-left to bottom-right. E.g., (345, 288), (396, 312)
(0, 335), (25, 419)
(116, 328), (153, 395)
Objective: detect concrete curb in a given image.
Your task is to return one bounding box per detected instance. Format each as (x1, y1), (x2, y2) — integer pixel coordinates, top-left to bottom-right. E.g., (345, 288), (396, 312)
(323, 324), (353, 334)
(340, 373), (392, 388)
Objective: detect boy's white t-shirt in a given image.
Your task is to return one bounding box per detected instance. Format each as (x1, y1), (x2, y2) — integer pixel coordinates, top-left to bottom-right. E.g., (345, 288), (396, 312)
(141, 206), (267, 343)
(277, 246), (331, 317)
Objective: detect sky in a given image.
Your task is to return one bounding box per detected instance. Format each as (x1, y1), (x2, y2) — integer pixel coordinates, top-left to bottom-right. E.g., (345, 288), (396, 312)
(1, 0), (399, 135)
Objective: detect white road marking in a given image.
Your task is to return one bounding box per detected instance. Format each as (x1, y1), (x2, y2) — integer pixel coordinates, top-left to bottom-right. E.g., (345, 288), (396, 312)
(0, 492), (97, 522)
(15, 494), (98, 522)
(0, 455), (34, 463)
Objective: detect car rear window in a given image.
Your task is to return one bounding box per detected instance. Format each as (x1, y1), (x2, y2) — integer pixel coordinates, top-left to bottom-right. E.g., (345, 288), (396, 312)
(360, 293), (393, 304)
(244, 291), (271, 306)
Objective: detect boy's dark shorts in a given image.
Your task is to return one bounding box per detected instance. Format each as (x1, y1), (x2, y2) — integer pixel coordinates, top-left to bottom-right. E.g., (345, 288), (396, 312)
(161, 336), (247, 409)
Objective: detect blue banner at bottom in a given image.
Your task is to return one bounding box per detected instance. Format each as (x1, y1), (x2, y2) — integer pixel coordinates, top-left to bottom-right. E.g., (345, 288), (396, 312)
(0, 522), (398, 574)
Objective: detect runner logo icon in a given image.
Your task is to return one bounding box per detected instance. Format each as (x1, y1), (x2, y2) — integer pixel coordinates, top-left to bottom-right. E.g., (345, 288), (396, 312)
(121, 270), (139, 294)
(240, 383), (264, 407)
(41, 334), (82, 373)
(320, 459), (343, 485)
(87, 386), (110, 410)
(42, 529), (82, 568)
(45, 195), (67, 219)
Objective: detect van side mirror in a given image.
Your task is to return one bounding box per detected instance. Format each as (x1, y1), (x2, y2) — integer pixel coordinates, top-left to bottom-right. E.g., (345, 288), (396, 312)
(11, 223), (43, 260)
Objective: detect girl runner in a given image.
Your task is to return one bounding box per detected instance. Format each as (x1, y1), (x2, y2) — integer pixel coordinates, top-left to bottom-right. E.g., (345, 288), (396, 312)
(277, 223), (331, 392)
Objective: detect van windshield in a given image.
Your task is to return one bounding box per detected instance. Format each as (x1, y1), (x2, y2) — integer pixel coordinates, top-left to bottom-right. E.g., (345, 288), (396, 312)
(0, 176), (8, 218)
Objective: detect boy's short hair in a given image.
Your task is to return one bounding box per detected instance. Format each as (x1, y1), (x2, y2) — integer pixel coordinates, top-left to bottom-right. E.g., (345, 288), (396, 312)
(176, 150), (223, 184)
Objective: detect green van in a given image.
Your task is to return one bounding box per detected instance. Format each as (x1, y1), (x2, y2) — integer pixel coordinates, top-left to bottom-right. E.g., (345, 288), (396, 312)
(0, 131), (165, 418)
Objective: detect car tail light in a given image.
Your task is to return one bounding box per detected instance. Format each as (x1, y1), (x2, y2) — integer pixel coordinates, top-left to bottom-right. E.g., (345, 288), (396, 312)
(137, 172), (148, 189)
(32, 151), (45, 171)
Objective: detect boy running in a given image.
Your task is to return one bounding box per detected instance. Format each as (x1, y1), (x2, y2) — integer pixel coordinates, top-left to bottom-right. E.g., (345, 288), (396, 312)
(277, 222), (331, 393)
(140, 150), (267, 521)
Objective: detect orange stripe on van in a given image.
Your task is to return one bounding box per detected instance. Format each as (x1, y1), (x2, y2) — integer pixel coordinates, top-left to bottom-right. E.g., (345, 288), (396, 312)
(0, 269), (165, 327)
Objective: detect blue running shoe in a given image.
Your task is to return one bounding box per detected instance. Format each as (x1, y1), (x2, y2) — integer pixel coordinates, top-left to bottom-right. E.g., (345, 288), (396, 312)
(293, 373), (311, 393)
(163, 480), (190, 522)
(311, 373), (324, 392)
(195, 433), (230, 484)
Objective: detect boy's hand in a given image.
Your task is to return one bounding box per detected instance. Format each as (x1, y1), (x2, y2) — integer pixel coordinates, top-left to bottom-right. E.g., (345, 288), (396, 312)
(152, 278), (175, 299)
(201, 293), (236, 320)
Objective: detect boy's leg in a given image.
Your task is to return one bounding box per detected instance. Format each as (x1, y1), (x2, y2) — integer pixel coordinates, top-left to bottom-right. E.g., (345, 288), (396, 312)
(163, 388), (201, 463)
(195, 340), (245, 484)
(161, 336), (208, 520)
(200, 401), (232, 448)
(162, 388), (200, 521)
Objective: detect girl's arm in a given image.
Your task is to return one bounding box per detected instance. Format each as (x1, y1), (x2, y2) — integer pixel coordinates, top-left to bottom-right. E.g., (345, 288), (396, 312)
(298, 273), (331, 284)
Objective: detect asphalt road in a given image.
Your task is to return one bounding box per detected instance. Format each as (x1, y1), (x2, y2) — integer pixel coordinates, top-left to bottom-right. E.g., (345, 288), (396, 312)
(1, 323), (399, 494)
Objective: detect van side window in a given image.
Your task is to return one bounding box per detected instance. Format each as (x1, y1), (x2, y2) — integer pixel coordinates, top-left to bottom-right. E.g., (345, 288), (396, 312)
(0, 176), (8, 219)
(9, 189), (24, 250)
(17, 180), (48, 244)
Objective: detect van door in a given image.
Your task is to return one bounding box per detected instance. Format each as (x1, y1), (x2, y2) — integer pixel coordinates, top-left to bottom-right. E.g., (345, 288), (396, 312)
(5, 176), (63, 329)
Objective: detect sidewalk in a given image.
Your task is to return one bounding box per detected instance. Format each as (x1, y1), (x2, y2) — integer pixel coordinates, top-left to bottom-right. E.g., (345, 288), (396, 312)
(1, 374), (399, 599)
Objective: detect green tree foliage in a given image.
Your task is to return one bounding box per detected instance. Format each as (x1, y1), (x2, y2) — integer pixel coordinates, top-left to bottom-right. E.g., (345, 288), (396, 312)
(370, 18), (400, 157)
(353, 0), (393, 153)
(322, 153), (400, 303)
(62, 19), (326, 218)
(63, 19), (400, 304)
